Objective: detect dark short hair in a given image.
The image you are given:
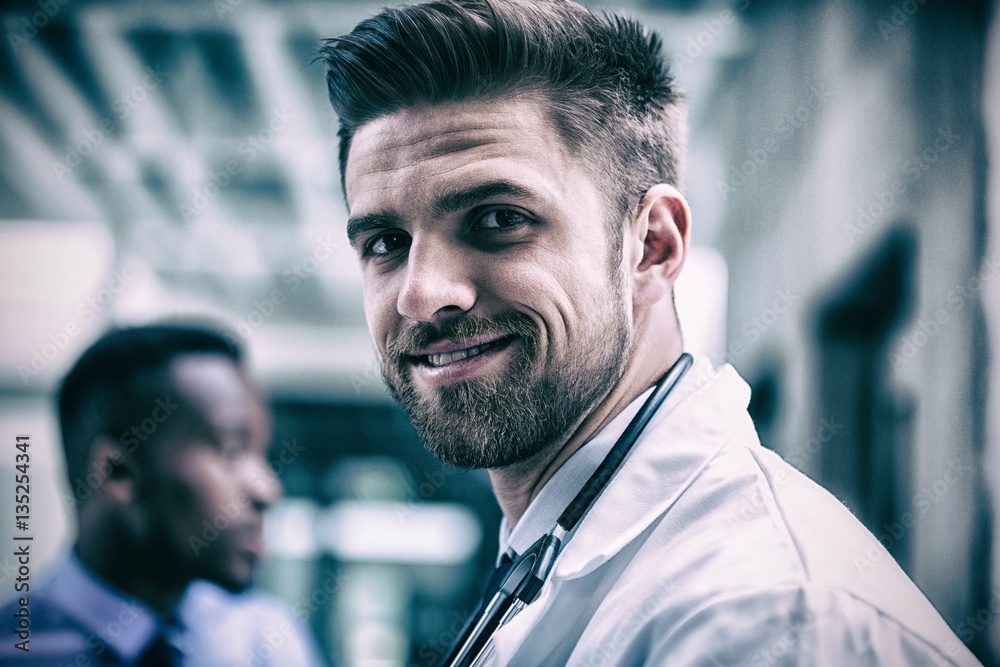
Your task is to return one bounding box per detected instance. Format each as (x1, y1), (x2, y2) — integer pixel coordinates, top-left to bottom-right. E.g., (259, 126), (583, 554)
(57, 324), (241, 494)
(319, 0), (685, 225)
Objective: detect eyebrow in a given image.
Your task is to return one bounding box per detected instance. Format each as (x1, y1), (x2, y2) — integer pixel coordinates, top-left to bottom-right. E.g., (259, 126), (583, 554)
(346, 180), (536, 246)
(346, 211), (406, 247)
(432, 180), (536, 217)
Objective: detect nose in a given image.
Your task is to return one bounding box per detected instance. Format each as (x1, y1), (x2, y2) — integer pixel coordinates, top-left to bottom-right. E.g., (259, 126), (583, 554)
(243, 455), (282, 510)
(397, 235), (477, 322)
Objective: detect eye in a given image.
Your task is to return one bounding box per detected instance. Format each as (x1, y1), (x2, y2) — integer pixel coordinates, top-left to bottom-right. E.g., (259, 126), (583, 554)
(364, 230), (411, 257)
(220, 440), (248, 461)
(475, 209), (528, 230)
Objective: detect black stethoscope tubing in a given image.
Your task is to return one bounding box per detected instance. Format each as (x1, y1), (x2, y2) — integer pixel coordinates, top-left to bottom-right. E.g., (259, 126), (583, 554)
(440, 353), (694, 667)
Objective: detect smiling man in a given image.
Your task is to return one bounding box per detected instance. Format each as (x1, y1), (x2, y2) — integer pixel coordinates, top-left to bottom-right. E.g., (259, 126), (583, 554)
(320, 1), (981, 665)
(0, 325), (323, 667)
(347, 98), (638, 480)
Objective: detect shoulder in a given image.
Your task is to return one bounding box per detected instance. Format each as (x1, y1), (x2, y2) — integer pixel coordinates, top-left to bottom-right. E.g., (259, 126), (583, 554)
(645, 422), (932, 608)
(0, 587), (108, 666)
(569, 578), (977, 666)
(602, 426), (978, 664)
(641, 585), (983, 667)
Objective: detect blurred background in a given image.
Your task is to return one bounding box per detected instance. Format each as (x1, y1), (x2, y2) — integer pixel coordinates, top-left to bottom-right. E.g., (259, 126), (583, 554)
(0, 0), (997, 664)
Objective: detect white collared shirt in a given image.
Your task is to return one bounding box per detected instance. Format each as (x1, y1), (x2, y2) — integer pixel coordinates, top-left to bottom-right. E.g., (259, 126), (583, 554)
(478, 357), (981, 666)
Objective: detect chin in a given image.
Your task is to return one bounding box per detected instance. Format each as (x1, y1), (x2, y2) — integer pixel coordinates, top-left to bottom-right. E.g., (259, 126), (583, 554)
(205, 559), (255, 593)
(213, 573), (254, 594)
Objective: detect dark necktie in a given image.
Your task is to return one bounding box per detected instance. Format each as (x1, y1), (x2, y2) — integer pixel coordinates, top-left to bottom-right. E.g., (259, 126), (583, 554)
(136, 631), (183, 667)
(480, 551), (515, 608)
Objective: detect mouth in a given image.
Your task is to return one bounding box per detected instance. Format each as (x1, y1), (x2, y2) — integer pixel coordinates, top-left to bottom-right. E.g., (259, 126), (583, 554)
(232, 522), (265, 560)
(405, 335), (519, 384)
(416, 336), (514, 367)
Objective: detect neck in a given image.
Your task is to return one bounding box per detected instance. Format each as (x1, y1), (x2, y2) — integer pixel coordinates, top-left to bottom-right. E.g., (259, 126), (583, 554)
(489, 317), (683, 528)
(76, 535), (186, 614)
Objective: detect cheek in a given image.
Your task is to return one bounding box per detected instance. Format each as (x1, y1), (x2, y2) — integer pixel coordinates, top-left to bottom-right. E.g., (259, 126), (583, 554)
(362, 279), (398, 348)
(167, 458), (237, 524)
(492, 251), (590, 316)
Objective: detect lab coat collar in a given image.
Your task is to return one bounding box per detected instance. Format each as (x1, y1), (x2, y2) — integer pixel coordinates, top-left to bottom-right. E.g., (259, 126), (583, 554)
(552, 357), (754, 579)
(498, 383), (655, 560)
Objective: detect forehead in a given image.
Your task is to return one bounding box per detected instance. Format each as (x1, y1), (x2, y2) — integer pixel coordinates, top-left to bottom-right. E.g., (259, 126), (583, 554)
(344, 96), (576, 210)
(167, 355), (267, 437)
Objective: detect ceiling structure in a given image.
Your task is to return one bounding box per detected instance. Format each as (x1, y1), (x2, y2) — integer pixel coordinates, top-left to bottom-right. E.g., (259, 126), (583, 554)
(0, 0), (737, 394)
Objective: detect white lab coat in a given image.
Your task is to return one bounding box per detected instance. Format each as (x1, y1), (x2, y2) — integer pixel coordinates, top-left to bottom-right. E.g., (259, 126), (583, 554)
(479, 357), (982, 666)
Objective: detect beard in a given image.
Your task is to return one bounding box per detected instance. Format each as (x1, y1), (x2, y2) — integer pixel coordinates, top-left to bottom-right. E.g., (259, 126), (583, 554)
(380, 296), (631, 470)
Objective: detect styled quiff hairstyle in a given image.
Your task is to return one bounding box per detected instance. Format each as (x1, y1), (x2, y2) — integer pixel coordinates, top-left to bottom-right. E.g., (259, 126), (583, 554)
(319, 0), (686, 225)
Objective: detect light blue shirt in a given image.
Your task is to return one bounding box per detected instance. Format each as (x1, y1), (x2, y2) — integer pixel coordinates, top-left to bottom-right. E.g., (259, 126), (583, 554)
(0, 553), (325, 667)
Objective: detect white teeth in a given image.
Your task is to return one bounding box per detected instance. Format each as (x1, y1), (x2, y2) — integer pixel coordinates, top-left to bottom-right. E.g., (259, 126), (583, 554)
(427, 342), (495, 367)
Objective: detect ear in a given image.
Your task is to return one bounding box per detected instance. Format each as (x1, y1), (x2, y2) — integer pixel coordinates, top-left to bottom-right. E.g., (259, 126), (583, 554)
(87, 437), (140, 506)
(629, 183), (691, 306)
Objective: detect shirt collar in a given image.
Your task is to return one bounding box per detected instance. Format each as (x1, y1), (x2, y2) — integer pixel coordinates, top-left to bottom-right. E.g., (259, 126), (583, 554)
(47, 552), (167, 663)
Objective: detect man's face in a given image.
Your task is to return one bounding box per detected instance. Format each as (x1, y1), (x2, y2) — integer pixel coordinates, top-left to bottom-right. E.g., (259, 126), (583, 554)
(137, 354), (280, 592)
(345, 96), (632, 469)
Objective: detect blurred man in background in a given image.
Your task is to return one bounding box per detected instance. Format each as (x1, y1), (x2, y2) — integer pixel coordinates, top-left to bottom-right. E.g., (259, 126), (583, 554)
(0, 324), (324, 666)
(321, 0), (983, 664)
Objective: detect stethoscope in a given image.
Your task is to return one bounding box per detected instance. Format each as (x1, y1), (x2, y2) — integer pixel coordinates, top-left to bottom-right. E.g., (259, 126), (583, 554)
(439, 353), (694, 667)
